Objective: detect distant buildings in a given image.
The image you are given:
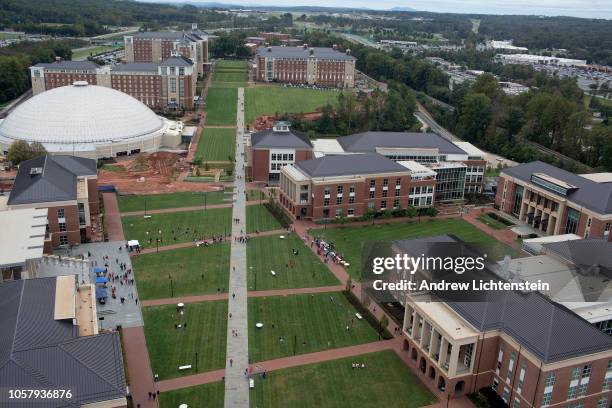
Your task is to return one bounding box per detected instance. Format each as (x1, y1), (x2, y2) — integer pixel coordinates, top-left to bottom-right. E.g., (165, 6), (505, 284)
(124, 27), (210, 76)
(485, 40), (528, 52)
(5, 156), (99, 252)
(30, 56), (198, 111)
(496, 53), (587, 68)
(255, 45), (356, 88)
(496, 161), (612, 240)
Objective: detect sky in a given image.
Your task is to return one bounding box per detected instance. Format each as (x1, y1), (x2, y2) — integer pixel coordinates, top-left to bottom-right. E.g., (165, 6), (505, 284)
(147, 0), (612, 19)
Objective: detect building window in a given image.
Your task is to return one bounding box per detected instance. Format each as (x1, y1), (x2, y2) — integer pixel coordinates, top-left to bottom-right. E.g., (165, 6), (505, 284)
(369, 190), (375, 199)
(335, 208), (342, 218)
(544, 372), (556, 388)
(59, 222), (67, 232)
(598, 398), (608, 408)
(369, 180), (376, 188)
(492, 378), (499, 391)
(513, 399), (520, 408)
(380, 200), (387, 209)
(383, 178), (389, 186)
(517, 365), (526, 394)
(565, 208), (580, 234)
(582, 364), (592, 379)
(502, 388), (510, 403)
(347, 208), (354, 216)
(395, 178), (401, 186)
(337, 185), (343, 194)
(577, 383), (587, 397)
(349, 196), (355, 204)
(541, 392), (552, 406)
(368, 202), (374, 209)
(496, 344), (504, 374)
(59, 235), (69, 246)
(323, 198), (330, 206)
(506, 352), (516, 383)
(349, 186), (355, 194)
(382, 190), (388, 198)
(336, 196), (342, 205)
(324, 187), (331, 196)
(393, 199), (400, 208)
(567, 386), (578, 399)
(57, 208), (65, 218)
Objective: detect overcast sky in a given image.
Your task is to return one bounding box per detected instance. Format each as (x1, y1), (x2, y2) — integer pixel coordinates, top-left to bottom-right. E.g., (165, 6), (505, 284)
(146, 0), (612, 19)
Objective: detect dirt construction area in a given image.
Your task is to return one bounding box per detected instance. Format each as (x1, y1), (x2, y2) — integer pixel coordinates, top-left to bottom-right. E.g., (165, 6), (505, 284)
(98, 152), (224, 194)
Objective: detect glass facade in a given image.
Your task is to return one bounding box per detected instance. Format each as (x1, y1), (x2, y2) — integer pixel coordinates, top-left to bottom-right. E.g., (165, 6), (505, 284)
(512, 185), (524, 216)
(435, 166), (466, 201)
(565, 208), (580, 234)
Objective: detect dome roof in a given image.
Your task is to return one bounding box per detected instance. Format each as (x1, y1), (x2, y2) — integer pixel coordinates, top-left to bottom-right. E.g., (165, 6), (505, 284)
(0, 82), (164, 145)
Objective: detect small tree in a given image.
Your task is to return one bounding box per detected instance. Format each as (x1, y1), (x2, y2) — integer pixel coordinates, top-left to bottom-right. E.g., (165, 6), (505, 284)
(380, 314), (389, 330)
(7, 141), (32, 165)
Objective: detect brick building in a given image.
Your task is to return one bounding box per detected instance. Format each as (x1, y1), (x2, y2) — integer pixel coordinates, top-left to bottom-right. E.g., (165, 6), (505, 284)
(246, 122), (313, 183)
(7, 156), (99, 252)
(496, 161), (612, 240)
(124, 29), (209, 76)
(278, 153), (436, 220)
(30, 56), (197, 111)
(255, 45), (356, 88)
(312, 131), (487, 201)
(399, 235), (612, 407)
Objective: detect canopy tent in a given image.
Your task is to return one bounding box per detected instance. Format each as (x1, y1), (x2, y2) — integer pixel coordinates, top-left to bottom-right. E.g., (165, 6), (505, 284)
(95, 277), (108, 284)
(93, 266), (106, 274)
(128, 240), (140, 247)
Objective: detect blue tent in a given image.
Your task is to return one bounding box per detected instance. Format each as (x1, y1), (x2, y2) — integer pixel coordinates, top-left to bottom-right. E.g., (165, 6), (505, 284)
(95, 277), (108, 284)
(95, 287), (107, 300)
(93, 266), (106, 274)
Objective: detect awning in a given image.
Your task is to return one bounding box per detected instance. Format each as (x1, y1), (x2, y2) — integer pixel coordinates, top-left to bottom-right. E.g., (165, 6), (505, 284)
(128, 240), (140, 247)
(96, 277), (108, 284)
(93, 266), (106, 273)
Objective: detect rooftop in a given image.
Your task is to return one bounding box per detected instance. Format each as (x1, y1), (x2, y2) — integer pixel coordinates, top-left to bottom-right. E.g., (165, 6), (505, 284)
(256, 46), (356, 61)
(250, 128), (312, 150)
(502, 161), (612, 215)
(159, 55), (194, 67)
(8, 155), (96, 205)
(0, 277), (126, 407)
(111, 62), (159, 72)
(33, 60), (100, 71)
(0, 208), (47, 267)
(337, 131), (467, 155)
(294, 153), (409, 178)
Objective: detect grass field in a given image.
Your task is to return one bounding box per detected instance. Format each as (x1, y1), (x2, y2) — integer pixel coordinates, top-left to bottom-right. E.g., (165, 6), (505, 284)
(248, 292), (379, 362)
(122, 207), (232, 249)
(118, 191), (228, 213)
(245, 86), (339, 123)
(312, 218), (519, 278)
(195, 128), (236, 162)
(476, 213), (511, 230)
(211, 60), (247, 88)
(131, 243), (230, 300)
(247, 189), (266, 201)
(205, 87), (237, 125)
(247, 234), (339, 290)
(246, 205), (282, 233)
(250, 350), (436, 408)
(143, 301), (227, 380)
(160, 382), (224, 408)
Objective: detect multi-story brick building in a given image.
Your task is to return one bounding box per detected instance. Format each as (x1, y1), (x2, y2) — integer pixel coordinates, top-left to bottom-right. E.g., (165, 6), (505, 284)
(399, 235), (612, 406)
(260, 32), (291, 42)
(256, 45), (356, 88)
(246, 122), (313, 183)
(124, 28), (209, 76)
(278, 153), (436, 220)
(30, 56), (197, 111)
(312, 131), (487, 201)
(496, 161), (612, 240)
(7, 156), (99, 252)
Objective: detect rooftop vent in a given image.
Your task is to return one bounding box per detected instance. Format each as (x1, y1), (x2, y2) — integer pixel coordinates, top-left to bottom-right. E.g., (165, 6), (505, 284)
(30, 167), (43, 176)
(73, 81), (88, 87)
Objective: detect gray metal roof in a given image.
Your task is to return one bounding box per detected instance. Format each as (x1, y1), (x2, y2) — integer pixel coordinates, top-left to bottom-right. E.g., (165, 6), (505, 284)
(295, 153), (408, 178)
(396, 235), (612, 363)
(543, 239), (612, 272)
(8, 156), (96, 205)
(337, 131), (467, 155)
(34, 60), (100, 71)
(0, 278), (126, 407)
(502, 161), (612, 214)
(133, 31), (185, 40)
(256, 46), (356, 61)
(251, 129), (312, 150)
(112, 62), (159, 72)
(160, 56), (194, 67)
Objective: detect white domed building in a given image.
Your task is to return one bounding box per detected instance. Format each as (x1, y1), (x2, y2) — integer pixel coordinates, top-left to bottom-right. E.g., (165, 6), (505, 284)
(0, 81), (183, 159)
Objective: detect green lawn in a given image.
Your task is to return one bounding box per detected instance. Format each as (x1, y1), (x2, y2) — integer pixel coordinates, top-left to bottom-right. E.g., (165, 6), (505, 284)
(195, 127), (236, 162)
(245, 86), (339, 123)
(212, 71), (247, 86)
(118, 191), (229, 213)
(247, 234), (339, 290)
(160, 382), (224, 408)
(250, 350), (436, 408)
(216, 60), (248, 69)
(246, 204), (282, 233)
(312, 218), (519, 279)
(122, 207), (232, 249)
(476, 213), (511, 230)
(247, 189), (266, 201)
(248, 292), (379, 362)
(131, 243), (230, 300)
(143, 301), (227, 380)
(205, 87), (237, 125)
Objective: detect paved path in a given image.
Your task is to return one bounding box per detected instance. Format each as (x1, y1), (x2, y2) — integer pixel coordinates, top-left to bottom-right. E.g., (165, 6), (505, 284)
(140, 285), (344, 307)
(103, 192), (125, 241)
(224, 87), (249, 407)
(122, 327), (159, 408)
(121, 200), (266, 217)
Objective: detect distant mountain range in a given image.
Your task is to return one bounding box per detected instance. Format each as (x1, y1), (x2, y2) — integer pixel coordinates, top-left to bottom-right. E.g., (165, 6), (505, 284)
(144, 0), (416, 12)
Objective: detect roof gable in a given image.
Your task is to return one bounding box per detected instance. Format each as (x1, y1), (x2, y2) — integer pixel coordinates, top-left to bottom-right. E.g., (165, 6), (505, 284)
(337, 132), (467, 155)
(251, 129), (313, 149)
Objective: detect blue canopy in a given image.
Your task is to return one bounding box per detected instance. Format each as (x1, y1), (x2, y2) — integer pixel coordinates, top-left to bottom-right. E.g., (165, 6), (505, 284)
(93, 266), (106, 273)
(95, 277), (108, 284)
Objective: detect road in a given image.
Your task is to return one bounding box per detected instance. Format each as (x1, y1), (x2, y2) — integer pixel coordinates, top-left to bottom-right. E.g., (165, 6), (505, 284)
(414, 103), (458, 141)
(0, 90), (32, 119)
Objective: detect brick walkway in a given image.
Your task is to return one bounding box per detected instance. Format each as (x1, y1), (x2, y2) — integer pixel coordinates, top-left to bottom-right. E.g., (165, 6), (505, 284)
(120, 200), (266, 217)
(461, 207), (521, 250)
(122, 326), (159, 407)
(102, 192), (125, 241)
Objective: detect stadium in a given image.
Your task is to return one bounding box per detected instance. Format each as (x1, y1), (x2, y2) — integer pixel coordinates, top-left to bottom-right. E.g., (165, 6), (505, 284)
(0, 81), (183, 159)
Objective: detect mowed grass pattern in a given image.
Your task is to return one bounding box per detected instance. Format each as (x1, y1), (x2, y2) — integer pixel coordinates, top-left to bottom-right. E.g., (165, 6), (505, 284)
(205, 87), (237, 125)
(118, 191), (228, 213)
(248, 292), (379, 362)
(246, 204), (282, 233)
(312, 218), (520, 278)
(250, 350), (436, 408)
(131, 243), (230, 300)
(122, 207), (232, 249)
(247, 234), (339, 290)
(195, 127), (236, 161)
(160, 382), (224, 408)
(245, 86), (339, 123)
(143, 301), (228, 380)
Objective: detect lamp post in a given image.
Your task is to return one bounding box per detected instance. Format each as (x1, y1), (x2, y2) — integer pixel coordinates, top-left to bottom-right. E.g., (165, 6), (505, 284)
(170, 277), (174, 297)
